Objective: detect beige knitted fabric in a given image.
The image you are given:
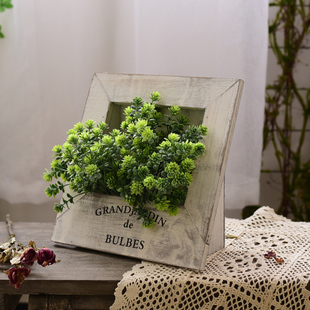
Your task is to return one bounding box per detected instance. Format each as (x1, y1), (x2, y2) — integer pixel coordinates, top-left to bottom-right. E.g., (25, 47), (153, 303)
(111, 207), (310, 310)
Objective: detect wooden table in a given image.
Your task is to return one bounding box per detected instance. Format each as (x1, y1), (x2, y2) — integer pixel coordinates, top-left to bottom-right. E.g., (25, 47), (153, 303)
(0, 222), (140, 310)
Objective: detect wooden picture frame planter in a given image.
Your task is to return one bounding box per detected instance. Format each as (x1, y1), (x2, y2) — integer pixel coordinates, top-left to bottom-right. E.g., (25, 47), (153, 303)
(52, 73), (244, 270)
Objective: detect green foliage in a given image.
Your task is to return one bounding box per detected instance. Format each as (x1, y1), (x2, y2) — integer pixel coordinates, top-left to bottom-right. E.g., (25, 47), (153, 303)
(0, 0), (13, 38)
(44, 92), (208, 227)
(0, 0), (13, 12)
(0, 26), (4, 39)
(262, 0), (310, 221)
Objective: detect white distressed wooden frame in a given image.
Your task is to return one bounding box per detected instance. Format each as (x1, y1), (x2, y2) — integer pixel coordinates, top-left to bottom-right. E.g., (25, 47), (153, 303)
(52, 73), (244, 270)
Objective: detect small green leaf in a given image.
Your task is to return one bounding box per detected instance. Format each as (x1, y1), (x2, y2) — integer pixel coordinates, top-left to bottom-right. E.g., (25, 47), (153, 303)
(4, 0), (13, 7)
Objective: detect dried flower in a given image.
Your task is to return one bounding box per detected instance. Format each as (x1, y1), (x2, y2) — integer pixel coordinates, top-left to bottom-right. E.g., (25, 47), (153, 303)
(20, 247), (38, 266)
(1, 216), (59, 289)
(5, 267), (31, 289)
(264, 251), (284, 264)
(275, 257), (284, 264)
(37, 248), (56, 267)
(264, 251), (276, 259)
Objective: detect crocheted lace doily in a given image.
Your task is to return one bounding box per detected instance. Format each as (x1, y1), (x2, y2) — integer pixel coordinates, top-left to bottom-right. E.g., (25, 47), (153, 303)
(111, 207), (310, 310)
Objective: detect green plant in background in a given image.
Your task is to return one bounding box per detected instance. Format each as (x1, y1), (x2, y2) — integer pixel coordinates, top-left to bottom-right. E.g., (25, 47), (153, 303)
(262, 0), (310, 221)
(0, 0), (13, 38)
(43, 92), (208, 227)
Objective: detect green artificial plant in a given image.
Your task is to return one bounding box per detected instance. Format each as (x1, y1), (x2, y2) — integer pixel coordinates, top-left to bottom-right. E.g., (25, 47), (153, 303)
(44, 92), (208, 227)
(0, 0), (13, 38)
(262, 0), (310, 221)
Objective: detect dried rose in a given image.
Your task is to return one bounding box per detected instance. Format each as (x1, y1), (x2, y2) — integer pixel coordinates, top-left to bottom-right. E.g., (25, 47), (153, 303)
(37, 248), (56, 267)
(20, 247), (38, 266)
(5, 267), (31, 289)
(275, 257), (284, 264)
(264, 251), (276, 259)
(264, 251), (284, 264)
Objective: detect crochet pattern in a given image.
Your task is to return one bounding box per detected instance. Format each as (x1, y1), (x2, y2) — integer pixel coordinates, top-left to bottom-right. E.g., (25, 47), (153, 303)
(111, 207), (310, 309)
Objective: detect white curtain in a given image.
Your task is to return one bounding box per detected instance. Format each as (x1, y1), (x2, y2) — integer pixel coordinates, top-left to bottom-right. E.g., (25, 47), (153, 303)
(0, 0), (269, 218)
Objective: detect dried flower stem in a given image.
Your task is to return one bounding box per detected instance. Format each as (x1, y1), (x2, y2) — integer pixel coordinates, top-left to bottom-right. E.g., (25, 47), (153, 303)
(6, 214), (14, 235)
(1, 215), (60, 288)
(5, 214), (17, 251)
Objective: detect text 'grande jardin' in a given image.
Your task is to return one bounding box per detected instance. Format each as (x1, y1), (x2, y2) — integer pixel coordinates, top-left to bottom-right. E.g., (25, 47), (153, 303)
(95, 204), (167, 227)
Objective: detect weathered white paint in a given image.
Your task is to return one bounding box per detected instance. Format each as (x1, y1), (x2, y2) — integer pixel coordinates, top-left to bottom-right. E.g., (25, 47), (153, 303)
(52, 73), (244, 270)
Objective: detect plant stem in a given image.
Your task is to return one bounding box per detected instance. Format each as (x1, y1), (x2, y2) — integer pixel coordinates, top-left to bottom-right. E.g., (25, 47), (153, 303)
(263, 0), (310, 220)
(6, 214), (14, 236)
(5, 214), (17, 251)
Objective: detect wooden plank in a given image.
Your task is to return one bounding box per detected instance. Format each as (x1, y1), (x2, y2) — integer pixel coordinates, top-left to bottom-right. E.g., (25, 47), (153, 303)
(28, 295), (48, 310)
(0, 222), (139, 295)
(71, 295), (115, 309)
(48, 295), (71, 310)
(1, 280), (122, 296)
(205, 182), (225, 256)
(28, 295), (114, 310)
(0, 294), (22, 310)
(192, 80), (243, 243)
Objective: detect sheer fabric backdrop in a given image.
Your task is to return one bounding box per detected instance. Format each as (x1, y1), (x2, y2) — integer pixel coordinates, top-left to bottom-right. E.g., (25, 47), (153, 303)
(0, 0), (268, 220)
